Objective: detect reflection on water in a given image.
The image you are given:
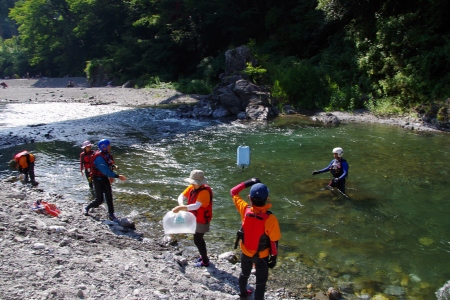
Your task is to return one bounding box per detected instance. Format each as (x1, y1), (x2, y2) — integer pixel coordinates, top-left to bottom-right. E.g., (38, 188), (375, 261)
(1, 104), (450, 298)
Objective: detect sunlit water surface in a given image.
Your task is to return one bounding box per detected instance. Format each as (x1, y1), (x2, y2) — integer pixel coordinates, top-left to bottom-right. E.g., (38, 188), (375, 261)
(1, 103), (449, 299)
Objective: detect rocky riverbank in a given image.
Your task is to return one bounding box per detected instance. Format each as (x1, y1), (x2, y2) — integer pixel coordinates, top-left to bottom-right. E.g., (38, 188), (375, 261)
(310, 110), (448, 132)
(1, 178), (322, 300)
(2, 78), (448, 134)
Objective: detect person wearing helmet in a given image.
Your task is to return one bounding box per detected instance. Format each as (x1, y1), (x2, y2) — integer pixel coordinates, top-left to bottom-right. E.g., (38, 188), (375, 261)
(9, 150), (39, 186)
(84, 139), (127, 221)
(230, 178), (281, 300)
(79, 140), (95, 192)
(312, 147), (349, 194)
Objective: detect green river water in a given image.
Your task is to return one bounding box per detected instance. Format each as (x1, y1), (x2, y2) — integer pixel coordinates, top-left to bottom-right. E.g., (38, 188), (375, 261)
(1, 104), (449, 299)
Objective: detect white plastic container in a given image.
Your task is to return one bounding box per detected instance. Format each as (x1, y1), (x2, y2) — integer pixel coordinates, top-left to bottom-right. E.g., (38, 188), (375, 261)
(163, 211), (196, 234)
(237, 146), (250, 168)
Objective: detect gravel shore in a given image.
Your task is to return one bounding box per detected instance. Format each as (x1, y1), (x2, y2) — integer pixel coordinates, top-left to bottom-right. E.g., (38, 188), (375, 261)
(1, 179), (295, 300)
(0, 77), (203, 107)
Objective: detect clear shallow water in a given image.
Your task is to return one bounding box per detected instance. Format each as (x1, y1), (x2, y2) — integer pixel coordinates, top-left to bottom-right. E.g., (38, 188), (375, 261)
(1, 104), (449, 298)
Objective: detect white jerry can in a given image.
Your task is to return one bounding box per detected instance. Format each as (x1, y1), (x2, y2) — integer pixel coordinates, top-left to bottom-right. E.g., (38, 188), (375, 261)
(163, 211), (196, 234)
(237, 146), (251, 168)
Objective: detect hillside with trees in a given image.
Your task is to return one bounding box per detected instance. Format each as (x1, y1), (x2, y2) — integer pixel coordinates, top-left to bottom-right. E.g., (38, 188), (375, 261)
(1, 0), (450, 117)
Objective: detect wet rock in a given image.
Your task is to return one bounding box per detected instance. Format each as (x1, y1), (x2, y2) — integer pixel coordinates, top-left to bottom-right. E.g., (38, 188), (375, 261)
(326, 287), (342, 299)
(312, 113), (341, 125)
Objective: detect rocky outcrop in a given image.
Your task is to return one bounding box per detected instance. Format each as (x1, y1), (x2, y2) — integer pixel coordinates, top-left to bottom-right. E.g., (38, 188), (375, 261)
(312, 109), (449, 132)
(177, 46), (277, 121)
(415, 99), (450, 130)
(223, 45), (257, 77)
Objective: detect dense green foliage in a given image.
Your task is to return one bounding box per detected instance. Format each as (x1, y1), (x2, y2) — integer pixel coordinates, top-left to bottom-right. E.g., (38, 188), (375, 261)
(1, 0), (449, 112)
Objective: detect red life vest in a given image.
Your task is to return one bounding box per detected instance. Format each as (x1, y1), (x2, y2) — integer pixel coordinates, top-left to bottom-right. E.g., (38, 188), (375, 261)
(242, 206), (272, 256)
(80, 150), (94, 171)
(90, 150), (115, 178)
(187, 185), (213, 224)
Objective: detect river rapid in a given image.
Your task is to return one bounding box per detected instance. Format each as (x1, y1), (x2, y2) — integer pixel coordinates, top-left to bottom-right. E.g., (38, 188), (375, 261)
(1, 102), (449, 299)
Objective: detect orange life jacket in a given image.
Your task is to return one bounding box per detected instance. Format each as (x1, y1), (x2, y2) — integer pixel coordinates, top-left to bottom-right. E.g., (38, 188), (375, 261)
(14, 151), (34, 169)
(187, 185), (213, 224)
(31, 201), (60, 217)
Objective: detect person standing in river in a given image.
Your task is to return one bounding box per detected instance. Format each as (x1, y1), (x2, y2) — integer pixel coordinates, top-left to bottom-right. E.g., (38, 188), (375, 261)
(230, 178), (281, 300)
(79, 140), (95, 193)
(172, 170), (213, 268)
(312, 147), (349, 195)
(84, 139), (126, 221)
(9, 150), (39, 186)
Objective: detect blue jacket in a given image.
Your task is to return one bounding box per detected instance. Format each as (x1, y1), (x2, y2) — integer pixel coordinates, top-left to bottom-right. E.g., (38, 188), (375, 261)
(93, 154), (118, 178)
(318, 158), (348, 180)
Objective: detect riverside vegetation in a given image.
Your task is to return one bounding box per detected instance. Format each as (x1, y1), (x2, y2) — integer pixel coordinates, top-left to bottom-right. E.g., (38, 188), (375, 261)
(1, 0), (450, 120)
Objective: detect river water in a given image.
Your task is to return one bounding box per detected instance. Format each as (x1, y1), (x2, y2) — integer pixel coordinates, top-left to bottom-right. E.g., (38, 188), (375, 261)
(1, 103), (449, 299)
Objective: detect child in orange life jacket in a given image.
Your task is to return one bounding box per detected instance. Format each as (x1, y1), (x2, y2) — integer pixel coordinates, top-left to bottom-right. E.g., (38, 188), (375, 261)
(80, 141), (95, 191)
(172, 170), (213, 267)
(9, 151), (39, 186)
(230, 178), (281, 300)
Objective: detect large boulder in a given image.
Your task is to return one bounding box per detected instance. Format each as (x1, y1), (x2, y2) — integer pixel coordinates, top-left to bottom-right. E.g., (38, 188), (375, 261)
(312, 113), (341, 125)
(233, 80), (271, 107)
(223, 46), (257, 76)
(176, 46), (277, 121)
(216, 85), (241, 109)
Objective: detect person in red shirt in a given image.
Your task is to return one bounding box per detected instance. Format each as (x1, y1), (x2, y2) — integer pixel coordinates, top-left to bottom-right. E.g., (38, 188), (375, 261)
(172, 170), (213, 267)
(79, 141), (95, 192)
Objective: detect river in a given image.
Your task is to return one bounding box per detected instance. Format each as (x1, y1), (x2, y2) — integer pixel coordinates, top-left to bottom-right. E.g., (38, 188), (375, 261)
(1, 102), (449, 299)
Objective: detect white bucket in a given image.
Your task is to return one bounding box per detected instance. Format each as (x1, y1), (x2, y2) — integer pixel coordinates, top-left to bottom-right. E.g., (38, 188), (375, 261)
(163, 211), (196, 234)
(237, 146), (250, 167)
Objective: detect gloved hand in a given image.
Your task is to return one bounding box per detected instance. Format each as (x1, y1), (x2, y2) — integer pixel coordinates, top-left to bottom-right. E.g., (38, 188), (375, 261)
(243, 177), (261, 187)
(333, 178), (340, 183)
(267, 255), (277, 269)
(312, 171), (319, 175)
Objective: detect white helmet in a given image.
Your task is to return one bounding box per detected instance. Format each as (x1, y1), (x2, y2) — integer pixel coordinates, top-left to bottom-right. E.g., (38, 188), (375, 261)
(332, 147), (344, 157)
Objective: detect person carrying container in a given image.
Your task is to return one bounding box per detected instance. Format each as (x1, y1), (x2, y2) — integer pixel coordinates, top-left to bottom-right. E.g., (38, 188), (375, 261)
(9, 151), (39, 186)
(230, 178), (281, 300)
(312, 147), (349, 195)
(80, 140), (95, 192)
(84, 139), (126, 221)
(172, 170), (213, 268)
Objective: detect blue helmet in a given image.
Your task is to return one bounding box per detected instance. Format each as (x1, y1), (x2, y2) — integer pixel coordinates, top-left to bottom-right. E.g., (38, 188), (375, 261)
(249, 183), (269, 206)
(98, 139), (110, 151)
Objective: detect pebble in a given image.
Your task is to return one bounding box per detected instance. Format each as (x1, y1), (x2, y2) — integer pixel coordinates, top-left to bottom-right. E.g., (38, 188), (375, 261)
(32, 243), (45, 249)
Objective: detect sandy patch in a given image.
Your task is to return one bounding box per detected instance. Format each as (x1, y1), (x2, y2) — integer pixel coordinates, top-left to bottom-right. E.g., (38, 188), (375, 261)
(0, 77), (204, 107)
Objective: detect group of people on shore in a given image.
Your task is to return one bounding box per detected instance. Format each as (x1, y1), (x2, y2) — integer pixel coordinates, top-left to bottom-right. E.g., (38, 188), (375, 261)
(10, 142), (348, 300)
